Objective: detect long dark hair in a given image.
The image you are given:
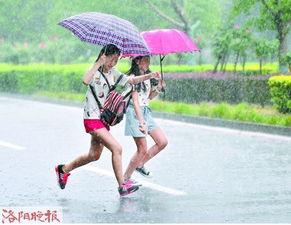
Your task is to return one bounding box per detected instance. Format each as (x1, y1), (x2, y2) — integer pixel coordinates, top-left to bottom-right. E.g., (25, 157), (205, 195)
(95, 44), (121, 62)
(126, 56), (151, 93)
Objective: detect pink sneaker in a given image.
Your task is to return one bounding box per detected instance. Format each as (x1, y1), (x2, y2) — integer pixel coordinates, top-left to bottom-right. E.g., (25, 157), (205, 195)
(55, 164), (70, 189)
(124, 178), (142, 186)
(118, 181), (139, 196)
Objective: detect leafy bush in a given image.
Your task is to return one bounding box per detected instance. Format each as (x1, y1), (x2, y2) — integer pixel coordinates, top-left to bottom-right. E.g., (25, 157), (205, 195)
(0, 64), (87, 94)
(268, 75), (291, 113)
(163, 72), (272, 106)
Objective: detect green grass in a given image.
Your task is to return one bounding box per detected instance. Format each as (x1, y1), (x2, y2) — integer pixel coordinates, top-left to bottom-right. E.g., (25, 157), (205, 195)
(150, 100), (291, 127)
(35, 91), (291, 127)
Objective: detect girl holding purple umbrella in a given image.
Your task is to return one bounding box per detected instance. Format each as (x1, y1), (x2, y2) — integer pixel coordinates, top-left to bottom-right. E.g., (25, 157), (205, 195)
(55, 44), (161, 197)
(123, 55), (168, 182)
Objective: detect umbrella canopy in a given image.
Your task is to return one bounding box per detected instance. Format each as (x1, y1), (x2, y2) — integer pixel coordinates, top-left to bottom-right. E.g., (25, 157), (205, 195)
(58, 12), (150, 56)
(123, 29), (199, 81)
(123, 28), (199, 57)
(142, 29), (200, 55)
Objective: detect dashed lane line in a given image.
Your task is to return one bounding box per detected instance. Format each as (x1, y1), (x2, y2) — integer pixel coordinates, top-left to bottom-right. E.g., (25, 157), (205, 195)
(0, 140), (26, 150)
(83, 165), (186, 196)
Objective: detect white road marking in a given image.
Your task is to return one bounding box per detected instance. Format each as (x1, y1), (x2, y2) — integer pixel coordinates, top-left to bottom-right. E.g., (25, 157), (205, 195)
(0, 140), (26, 150)
(83, 165), (186, 196)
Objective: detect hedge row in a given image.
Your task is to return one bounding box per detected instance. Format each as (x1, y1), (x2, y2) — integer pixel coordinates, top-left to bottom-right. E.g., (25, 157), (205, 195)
(268, 75), (291, 113)
(163, 73), (272, 106)
(0, 64), (87, 94)
(0, 64), (273, 106)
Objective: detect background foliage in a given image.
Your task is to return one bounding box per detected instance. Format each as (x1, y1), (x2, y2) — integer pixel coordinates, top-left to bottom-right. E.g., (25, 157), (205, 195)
(0, 0), (289, 67)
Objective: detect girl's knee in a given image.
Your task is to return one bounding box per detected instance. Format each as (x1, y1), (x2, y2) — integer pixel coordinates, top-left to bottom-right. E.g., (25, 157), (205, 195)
(158, 138), (168, 150)
(88, 151), (101, 161)
(112, 145), (123, 155)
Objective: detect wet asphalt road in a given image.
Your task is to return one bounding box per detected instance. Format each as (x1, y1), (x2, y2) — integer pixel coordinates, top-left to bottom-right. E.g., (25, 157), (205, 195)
(1, 96), (291, 223)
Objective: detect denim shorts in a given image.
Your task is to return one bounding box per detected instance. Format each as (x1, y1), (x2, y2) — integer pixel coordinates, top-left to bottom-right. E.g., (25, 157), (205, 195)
(124, 105), (158, 137)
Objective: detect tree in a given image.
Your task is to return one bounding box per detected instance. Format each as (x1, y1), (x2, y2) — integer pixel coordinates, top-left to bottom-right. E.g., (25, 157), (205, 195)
(281, 52), (291, 72)
(229, 26), (253, 73)
(144, 0), (190, 34)
(143, 0), (222, 37)
(232, 0), (291, 73)
(0, 0), (54, 42)
(212, 28), (232, 73)
(0, 0), (226, 64)
(253, 38), (278, 74)
(142, 0), (223, 64)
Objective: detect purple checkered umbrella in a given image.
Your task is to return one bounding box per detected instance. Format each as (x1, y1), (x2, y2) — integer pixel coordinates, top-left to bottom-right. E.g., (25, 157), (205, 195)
(58, 12), (150, 56)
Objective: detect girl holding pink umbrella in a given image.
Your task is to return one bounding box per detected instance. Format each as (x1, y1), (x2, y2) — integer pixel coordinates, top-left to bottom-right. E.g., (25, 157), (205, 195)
(122, 29), (198, 181)
(123, 55), (168, 181)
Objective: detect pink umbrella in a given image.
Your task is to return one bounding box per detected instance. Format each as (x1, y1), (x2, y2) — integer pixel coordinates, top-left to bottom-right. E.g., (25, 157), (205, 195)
(124, 29), (200, 79)
(143, 28), (199, 55)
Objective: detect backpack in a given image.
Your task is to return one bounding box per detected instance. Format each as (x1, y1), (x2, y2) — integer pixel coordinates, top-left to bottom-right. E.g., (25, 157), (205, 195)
(89, 69), (133, 126)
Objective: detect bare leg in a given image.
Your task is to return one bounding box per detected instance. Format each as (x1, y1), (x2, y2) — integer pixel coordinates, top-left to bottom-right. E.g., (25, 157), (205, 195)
(63, 133), (104, 173)
(124, 137), (147, 179)
(90, 128), (125, 186)
(63, 128), (125, 187)
(139, 127), (168, 167)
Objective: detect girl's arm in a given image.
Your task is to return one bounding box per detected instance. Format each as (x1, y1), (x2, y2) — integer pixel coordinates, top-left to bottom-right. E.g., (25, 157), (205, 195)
(132, 91), (147, 134)
(149, 79), (166, 100)
(82, 55), (106, 85)
(148, 88), (159, 100)
(127, 72), (160, 85)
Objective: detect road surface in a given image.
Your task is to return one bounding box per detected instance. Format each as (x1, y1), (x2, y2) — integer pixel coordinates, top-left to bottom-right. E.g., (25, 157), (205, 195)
(0, 96), (291, 223)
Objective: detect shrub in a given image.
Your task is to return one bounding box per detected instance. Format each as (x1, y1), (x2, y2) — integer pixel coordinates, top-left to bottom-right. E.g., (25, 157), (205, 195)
(268, 75), (291, 113)
(163, 72), (272, 106)
(0, 64), (87, 94)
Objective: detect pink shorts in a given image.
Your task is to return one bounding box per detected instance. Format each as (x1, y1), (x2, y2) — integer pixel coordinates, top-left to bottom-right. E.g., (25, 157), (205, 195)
(84, 119), (110, 133)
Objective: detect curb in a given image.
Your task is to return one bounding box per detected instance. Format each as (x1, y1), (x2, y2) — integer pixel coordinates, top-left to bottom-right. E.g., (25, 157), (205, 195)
(152, 111), (291, 137)
(2, 93), (291, 137)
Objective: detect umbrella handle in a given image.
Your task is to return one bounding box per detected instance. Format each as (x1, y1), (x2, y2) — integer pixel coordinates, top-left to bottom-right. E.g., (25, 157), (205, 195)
(161, 87), (166, 101)
(159, 54), (166, 80)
